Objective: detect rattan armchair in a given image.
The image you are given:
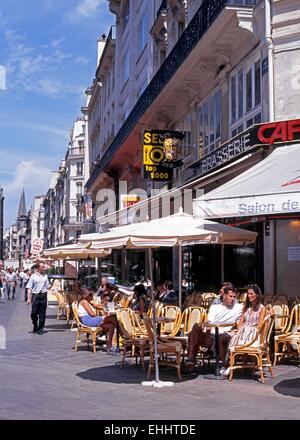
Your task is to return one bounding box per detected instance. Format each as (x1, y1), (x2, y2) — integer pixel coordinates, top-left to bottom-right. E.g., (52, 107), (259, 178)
(228, 315), (274, 383)
(157, 305), (182, 336)
(71, 302), (105, 354)
(143, 316), (183, 381)
(273, 304), (300, 365)
(55, 291), (71, 325)
(117, 308), (148, 370)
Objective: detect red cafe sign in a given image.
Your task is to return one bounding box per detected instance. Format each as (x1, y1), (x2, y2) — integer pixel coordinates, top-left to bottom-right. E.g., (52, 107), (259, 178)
(257, 119), (300, 144)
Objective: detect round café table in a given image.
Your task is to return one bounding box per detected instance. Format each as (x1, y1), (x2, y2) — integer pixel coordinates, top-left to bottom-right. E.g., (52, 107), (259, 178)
(203, 322), (235, 380)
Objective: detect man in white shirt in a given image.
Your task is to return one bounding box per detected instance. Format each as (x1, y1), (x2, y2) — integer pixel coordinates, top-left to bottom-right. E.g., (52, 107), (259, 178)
(186, 286), (243, 371)
(5, 267), (17, 300)
(27, 262), (51, 334)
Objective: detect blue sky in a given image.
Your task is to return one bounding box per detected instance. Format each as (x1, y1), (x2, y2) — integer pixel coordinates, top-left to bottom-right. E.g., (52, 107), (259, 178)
(0, 0), (113, 228)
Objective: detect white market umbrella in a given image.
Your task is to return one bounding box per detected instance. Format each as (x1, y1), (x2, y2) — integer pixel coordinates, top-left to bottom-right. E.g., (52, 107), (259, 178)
(43, 243), (111, 260)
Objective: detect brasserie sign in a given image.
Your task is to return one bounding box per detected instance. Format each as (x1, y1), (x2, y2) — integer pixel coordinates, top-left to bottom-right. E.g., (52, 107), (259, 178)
(191, 118), (300, 176)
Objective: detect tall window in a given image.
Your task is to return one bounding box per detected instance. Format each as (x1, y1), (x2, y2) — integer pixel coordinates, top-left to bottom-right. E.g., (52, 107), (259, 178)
(230, 55), (262, 137)
(175, 114), (193, 159)
(76, 182), (83, 197)
(123, 51), (130, 85)
(198, 89), (221, 157)
(138, 12), (148, 55)
(76, 162), (83, 176)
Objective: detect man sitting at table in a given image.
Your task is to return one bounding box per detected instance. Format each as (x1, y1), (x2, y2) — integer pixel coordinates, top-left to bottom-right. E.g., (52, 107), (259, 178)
(186, 286), (243, 373)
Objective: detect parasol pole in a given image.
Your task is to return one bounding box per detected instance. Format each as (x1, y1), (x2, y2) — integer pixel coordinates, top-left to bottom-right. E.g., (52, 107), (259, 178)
(142, 247), (174, 388)
(178, 243), (182, 310)
(220, 233), (224, 284)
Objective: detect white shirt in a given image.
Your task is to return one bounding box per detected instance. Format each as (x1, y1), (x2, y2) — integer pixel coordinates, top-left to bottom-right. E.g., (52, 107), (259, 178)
(207, 302), (243, 334)
(5, 273), (17, 284)
(78, 303), (89, 318)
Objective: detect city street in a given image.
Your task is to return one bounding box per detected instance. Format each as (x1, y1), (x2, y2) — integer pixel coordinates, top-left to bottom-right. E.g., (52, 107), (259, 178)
(0, 287), (299, 420)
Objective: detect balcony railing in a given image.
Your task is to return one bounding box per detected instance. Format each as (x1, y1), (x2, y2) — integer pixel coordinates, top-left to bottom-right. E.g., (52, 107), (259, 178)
(67, 147), (85, 158)
(63, 216), (85, 226)
(87, 0), (256, 190)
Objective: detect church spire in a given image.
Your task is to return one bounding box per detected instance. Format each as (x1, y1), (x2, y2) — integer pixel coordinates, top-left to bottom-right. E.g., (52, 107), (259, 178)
(17, 189), (27, 219)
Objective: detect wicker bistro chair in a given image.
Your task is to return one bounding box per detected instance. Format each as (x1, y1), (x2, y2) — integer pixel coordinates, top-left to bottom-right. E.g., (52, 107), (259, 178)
(157, 305), (182, 336)
(161, 306), (207, 364)
(54, 292), (71, 325)
(273, 304), (300, 365)
(143, 315), (183, 381)
(238, 292), (247, 304)
(228, 315), (275, 383)
(119, 293), (134, 309)
(201, 292), (217, 301)
(273, 304), (289, 335)
(117, 308), (148, 370)
(147, 301), (164, 319)
(71, 302), (105, 354)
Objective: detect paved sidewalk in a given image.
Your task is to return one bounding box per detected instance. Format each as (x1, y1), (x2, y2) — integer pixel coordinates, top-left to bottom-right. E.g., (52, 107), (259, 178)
(0, 287), (299, 420)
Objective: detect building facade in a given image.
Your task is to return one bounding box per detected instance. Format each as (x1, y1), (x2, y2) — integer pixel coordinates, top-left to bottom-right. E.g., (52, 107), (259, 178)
(82, 0), (300, 294)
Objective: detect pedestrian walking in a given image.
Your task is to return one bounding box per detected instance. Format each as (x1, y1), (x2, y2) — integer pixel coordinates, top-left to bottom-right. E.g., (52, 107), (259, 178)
(5, 268), (17, 300)
(24, 269), (32, 302)
(26, 262), (51, 335)
(0, 261), (5, 302)
(19, 268), (26, 288)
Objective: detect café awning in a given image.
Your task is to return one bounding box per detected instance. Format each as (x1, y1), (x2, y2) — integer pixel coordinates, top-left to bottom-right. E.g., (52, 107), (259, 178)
(193, 144), (300, 218)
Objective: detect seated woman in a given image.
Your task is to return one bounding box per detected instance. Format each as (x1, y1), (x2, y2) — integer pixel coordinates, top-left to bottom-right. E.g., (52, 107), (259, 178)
(78, 288), (119, 353)
(223, 283), (266, 375)
(131, 284), (150, 316)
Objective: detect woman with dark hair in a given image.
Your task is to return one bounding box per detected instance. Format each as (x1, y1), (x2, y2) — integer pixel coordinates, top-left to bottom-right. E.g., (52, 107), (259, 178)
(132, 284), (150, 316)
(77, 288), (118, 353)
(229, 283), (266, 349)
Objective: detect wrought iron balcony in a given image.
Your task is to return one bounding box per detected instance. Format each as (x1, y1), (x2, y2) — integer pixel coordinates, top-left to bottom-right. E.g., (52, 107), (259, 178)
(66, 147), (85, 159)
(63, 216), (85, 227)
(86, 0), (256, 190)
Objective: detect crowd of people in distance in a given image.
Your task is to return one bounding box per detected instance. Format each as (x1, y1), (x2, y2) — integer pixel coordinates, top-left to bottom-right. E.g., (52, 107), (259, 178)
(0, 262), (33, 301)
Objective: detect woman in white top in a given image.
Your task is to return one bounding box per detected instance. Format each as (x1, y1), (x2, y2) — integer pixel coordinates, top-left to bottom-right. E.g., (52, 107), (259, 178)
(78, 288), (118, 353)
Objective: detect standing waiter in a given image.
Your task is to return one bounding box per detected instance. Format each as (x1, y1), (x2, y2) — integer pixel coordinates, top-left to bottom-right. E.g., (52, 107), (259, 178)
(26, 262), (51, 335)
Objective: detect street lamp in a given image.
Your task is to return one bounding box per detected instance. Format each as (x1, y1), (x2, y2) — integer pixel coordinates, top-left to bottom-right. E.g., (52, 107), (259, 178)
(0, 187), (4, 261)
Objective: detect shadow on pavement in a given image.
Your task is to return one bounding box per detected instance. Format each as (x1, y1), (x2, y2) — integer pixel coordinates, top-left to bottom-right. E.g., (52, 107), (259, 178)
(76, 364), (198, 385)
(274, 377), (300, 398)
(45, 323), (69, 330)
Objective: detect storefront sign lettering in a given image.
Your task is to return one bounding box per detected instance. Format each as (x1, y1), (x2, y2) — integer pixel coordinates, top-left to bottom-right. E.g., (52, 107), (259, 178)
(257, 119), (300, 144)
(191, 118), (300, 178)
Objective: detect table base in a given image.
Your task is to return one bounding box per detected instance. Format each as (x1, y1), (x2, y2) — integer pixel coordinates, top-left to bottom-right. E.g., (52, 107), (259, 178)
(203, 374), (227, 381)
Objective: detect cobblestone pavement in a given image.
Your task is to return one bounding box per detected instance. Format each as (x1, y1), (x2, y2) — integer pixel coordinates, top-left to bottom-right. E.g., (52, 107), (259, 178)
(0, 288), (299, 420)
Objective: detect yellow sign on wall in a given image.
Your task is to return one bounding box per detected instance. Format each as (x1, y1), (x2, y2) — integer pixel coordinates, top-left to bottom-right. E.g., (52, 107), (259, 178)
(143, 130), (172, 181)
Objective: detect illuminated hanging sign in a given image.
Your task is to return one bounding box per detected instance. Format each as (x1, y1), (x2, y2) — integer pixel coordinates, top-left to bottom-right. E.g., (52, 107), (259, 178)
(143, 130), (185, 181)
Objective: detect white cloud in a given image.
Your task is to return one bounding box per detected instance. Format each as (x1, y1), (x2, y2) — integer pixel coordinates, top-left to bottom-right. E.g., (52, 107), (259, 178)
(67, 0), (106, 21)
(5, 160), (52, 196)
(2, 28), (89, 100)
